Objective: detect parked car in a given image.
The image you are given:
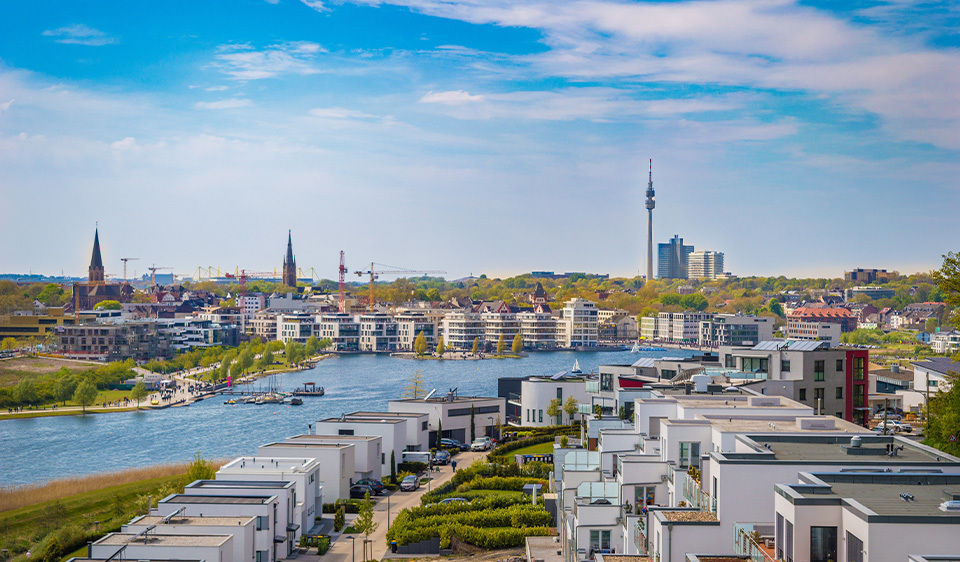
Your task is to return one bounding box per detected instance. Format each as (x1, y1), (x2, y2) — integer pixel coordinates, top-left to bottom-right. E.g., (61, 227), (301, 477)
(400, 475), (420, 491)
(874, 411), (903, 421)
(432, 450), (451, 465)
(355, 478), (385, 494)
(875, 420), (912, 434)
(440, 438), (469, 451)
(350, 484), (375, 498)
(470, 437), (492, 451)
(439, 497), (469, 505)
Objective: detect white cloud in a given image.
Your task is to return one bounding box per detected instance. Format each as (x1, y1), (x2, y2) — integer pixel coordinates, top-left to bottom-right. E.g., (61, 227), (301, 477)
(0, 99), (12, 111)
(110, 137), (138, 150)
(308, 107), (381, 119)
(212, 42), (326, 80)
(301, 0), (329, 12)
(193, 98), (254, 110)
(419, 90), (485, 105)
(204, 85), (229, 92)
(42, 24), (116, 46)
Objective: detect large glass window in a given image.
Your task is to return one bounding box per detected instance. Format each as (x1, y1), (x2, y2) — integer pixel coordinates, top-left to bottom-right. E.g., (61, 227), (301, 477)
(781, 360), (791, 372)
(814, 360), (825, 381)
(679, 441), (700, 468)
(836, 386), (843, 399)
(854, 357), (865, 380)
(589, 530), (611, 553)
(847, 532), (864, 562)
(784, 519), (794, 562)
(854, 385), (865, 408)
(810, 526), (837, 562)
(742, 357), (768, 372)
(836, 359), (844, 372)
(725, 354), (735, 368)
(775, 513), (784, 560)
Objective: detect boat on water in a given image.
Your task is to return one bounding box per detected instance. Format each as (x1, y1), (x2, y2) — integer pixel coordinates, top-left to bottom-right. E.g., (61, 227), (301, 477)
(224, 399), (237, 405)
(289, 397), (303, 406)
(629, 342), (640, 353)
(244, 396), (258, 404)
(260, 393), (284, 404)
(640, 347), (666, 352)
(571, 359), (582, 374)
(292, 382), (325, 397)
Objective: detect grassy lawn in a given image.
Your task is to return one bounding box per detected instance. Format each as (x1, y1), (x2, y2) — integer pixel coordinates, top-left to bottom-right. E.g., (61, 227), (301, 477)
(0, 407), (139, 419)
(510, 442), (554, 457)
(0, 472), (186, 562)
(0, 356), (98, 388)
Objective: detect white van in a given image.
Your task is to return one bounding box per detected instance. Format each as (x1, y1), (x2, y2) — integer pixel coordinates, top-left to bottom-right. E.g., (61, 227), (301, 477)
(401, 451), (432, 465)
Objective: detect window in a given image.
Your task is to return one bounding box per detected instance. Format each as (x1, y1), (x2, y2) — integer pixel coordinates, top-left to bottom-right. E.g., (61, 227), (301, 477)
(538, 409), (543, 423)
(724, 354), (735, 368)
(679, 441), (700, 468)
(847, 532), (864, 562)
(589, 530), (611, 553)
(256, 551), (267, 562)
(784, 519), (794, 562)
(781, 360), (791, 372)
(814, 360), (825, 381)
(854, 357), (865, 380)
(836, 359), (843, 372)
(814, 388), (825, 404)
(836, 386), (843, 399)
(775, 513), (784, 560)
(810, 526), (836, 562)
(256, 515), (269, 530)
(742, 357), (768, 372)
(853, 385), (865, 408)
(557, 387), (563, 400)
(381, 453), (385, 464)
(661, 369), (677, 379)
(422, 421), (428, 431)
(339, 429), (354, 436)
(798, 389), (807, 401)
(526, 409), (530, 422)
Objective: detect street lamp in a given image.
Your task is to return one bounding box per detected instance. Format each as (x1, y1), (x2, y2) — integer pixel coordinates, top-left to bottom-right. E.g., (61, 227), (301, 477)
(348, 535), (356, 562)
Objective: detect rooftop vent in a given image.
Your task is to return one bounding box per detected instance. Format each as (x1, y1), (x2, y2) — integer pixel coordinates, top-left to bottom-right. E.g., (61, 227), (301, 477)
(850, 436), (862, 448)
(749, 396), (781, 407)
(798, 417), (836, 431)
(939, 500), (960, 512)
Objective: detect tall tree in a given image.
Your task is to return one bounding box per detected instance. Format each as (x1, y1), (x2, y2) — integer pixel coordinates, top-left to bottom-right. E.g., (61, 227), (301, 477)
(131, 380), (148, 409)
(436, 336), (446, 357)
(238, 348), (254, 374)
(73, 381), (97, 414)
(402, 369), (427, 399)
(563, 396), (579, 425)
(512, 333), (523, 354)
(390, 450), (397, 483)
(54, 375), (76, 406)
(305, 335), (320, 356)
(933, 251), (960, 314)
(13, 379), (38, 406)
(414, 331), (427, 356)
(470, 405), (476, 441)
(471, 337), (479, 355)
(547, 397), (563, 425)
(496, 334), (506, 355)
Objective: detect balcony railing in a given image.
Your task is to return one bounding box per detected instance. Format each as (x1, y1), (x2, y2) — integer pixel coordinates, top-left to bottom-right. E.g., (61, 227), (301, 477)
(679, 469), (717, 513)
(732, 523), (777, 562)
(634, 519), (648, 556)
(585, 381), (600, 393)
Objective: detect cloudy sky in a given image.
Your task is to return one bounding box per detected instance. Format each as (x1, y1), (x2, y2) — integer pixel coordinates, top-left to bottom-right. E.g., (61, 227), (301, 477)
(1, 0), (958, 281)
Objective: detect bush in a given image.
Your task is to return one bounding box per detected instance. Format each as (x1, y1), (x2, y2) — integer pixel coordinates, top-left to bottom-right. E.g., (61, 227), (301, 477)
(334, 506), (345, 532)
(317, 535), (331, 555)
(459, 476), (546, 492)
(397, 462), (428, 474)
(322, 499), (362, 514)
(488, 434), (564, 463)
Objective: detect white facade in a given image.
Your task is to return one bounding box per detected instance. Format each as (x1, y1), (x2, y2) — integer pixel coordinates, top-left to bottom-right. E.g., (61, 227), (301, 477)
(313, 416), (407, 472)
(346, 411), (430, 452)
(284, 434), (383, 481)
(482, 311), (520, 350)
(276, 312), (317, 343)
(122, 514), (256, 562)
(517, 376), (593, 427)
(517, 311), (559, 349)
(931, 330), (960, 353)
(441, 311), (484, 350)
(215, 456), (321, 536)
(785, 319), (841, 345)
(256, 442), (352, 502)
(317, 313), (360, 351)
(359, 313), (398, 352)
(560, 298), (599, 348)
(90, 533), (234, 562)
(698, 314), (774, 347)
(388, 396), (506, 444)
(396, 313), (437, 351)
(687, 251), (724, 279)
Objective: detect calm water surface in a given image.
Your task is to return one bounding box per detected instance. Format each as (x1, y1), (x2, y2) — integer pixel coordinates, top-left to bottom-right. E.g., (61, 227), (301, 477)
(0, 350), (687, 486)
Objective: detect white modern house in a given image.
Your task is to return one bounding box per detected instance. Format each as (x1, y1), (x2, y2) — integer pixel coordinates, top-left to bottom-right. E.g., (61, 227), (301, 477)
(122, 514), (256, 562)
(512, 374), (594, 428)
(285, 433), (383, 481)
(256, 441), (351, 502)
(89, 532), (234, 562)
(388, 394), (506, 445)
(313, 416), (408, 472)
(346, 411), (430, 452)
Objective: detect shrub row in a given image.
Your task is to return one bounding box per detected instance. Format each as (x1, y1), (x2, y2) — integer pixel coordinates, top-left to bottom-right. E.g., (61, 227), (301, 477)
(389, 503), (551, 540)
(388, 522), (552, 549)
(488, 434), (557, 462)
(322, 499), (363, 514)
(459, 476), (547, 492)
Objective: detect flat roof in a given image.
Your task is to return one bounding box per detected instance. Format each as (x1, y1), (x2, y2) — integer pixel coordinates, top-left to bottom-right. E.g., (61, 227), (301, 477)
(220, 457), (317, 471)
(163, 494), (273, 505)
(348, 411), (427, 418)
(96, 533), (231, 547)
(695, 416), (870, 434)
(288, 434), (379, 442)
(132, 515), (254, 526)
(261, 441), (351, 450)
(784, 472), (960, 520)
(389, 395), (501, 403)
(741, 435), (959, 464)
(317, 417), (404, 424)
(186, 480), (293, 489)
(526, 536), (565, 562)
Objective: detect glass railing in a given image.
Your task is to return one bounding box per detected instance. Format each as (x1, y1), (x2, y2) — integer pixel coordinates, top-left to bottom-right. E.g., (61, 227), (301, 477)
(679, 469), (717, 513)
(585, 381), (600, 393)
(634, 519), (648, 556)
(666, 464), (675, 484)
(732, 523), (777, 562)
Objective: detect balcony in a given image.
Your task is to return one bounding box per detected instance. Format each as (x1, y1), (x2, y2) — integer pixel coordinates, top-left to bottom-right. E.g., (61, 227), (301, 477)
(732, 523), (777, 562)
(633, 518), (648, 556)
(679, 469), (716, 513)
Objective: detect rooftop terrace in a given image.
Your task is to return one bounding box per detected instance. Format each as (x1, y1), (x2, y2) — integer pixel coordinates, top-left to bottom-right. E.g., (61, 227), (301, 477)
(162, 494), (273, 505)
(733, 435), (959, 464)
(95, 533), (231, 547)
(784, 472), (960, 520)
(132, 515), (254, 526)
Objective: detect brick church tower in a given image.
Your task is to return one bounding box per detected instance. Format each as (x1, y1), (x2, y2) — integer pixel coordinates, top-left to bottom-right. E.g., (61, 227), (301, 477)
(89, 228), (105, 283)
(282, 231), (297, 288)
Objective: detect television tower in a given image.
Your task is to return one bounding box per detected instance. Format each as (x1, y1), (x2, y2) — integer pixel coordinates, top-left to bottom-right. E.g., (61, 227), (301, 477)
(645, 159), (655, 282)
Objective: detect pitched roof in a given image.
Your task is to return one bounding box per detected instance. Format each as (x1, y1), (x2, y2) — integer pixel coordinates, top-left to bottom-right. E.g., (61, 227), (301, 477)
(789, 307), (854, 318)
(910, 357), (960, 376)
(90, 228), (103, 269)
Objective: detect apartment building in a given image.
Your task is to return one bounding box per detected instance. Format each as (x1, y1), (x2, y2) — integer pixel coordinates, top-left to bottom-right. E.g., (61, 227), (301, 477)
(784, 319), (841, 345)
(481, 310), (520, 349)
(517, 308), (559, 349)
(317, 313), (360, 351)
(121, 514), (255, 562)
(389, 394), (506, 444)
(440, 311), (484, 350)
(359, 312), (398, 352)
(249, 311), (278, 341)
(687, 251), (724, 279)
(559, 298), (599, 348)
(698, 314), (773, 347)
(931, 329), (960, 353)
(255, 442), (352, 502)
(284, 433), (383, 481)
(395, 312), (436, 351)
(57, 320), (172, 361)
(787, 307), (857, 333)
(276, 312), (317, 343)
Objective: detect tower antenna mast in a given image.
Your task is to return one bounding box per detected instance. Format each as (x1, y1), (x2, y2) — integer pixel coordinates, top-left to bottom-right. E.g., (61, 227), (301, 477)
(645, 158), (656, 283)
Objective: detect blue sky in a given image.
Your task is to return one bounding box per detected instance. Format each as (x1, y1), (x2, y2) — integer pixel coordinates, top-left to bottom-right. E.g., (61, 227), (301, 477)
(1, 0), (958, 281)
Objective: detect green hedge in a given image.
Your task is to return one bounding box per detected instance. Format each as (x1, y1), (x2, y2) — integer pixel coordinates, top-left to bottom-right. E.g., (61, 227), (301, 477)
(386, 502), (553, 547)
(459, 476), (547, 492)
(488, 435), (563, 464)
(322, 499), (362, 514)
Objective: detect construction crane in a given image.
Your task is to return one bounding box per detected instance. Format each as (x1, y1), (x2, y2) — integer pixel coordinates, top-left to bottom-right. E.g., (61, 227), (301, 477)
(338, 251), (347, 313)
(232, 269), (279, 295)
(120, 258), (139, 284)
(355, 262), (446, 312)
(148, 265), (173, 288)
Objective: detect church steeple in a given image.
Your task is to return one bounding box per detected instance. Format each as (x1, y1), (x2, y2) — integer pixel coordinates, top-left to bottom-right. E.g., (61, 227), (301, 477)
(89, 228), (105, 283)
(282, 230), (297, 288)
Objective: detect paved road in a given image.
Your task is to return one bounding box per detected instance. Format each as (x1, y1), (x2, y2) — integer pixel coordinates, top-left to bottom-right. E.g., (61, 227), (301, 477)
(311, 450), (487, 562)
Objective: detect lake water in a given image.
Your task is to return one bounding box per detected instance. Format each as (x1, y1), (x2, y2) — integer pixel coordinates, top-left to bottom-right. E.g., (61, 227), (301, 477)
(0, 349), (687, 486)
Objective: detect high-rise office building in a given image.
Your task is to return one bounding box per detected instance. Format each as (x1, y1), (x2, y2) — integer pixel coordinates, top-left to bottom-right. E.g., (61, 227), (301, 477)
(657, 235), (694, 279)
(688, 251), (724, 279)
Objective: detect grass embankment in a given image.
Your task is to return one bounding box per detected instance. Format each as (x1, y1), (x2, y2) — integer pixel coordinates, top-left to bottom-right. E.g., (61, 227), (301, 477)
(509, 442), (554, 457)
(0, 460), (223, 562)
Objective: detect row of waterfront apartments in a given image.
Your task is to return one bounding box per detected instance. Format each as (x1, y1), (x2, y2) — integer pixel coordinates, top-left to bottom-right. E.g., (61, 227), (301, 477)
(76, 392), (505, 562)
(511, 355), (960, 561)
